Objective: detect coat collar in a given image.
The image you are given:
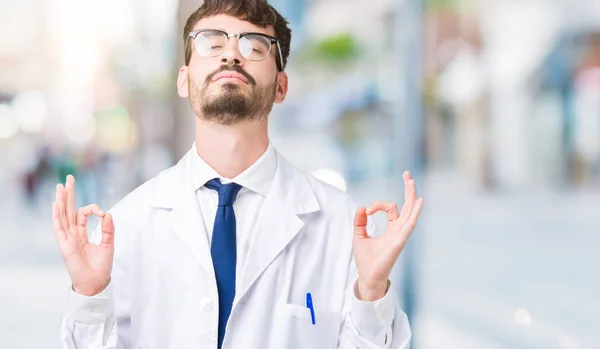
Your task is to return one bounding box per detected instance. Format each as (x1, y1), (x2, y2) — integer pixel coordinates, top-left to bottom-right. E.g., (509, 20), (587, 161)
(150, 146), (319, 215)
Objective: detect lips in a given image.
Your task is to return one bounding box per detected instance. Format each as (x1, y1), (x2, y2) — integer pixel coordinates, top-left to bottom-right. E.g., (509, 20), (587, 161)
(212, 72), (249, 83)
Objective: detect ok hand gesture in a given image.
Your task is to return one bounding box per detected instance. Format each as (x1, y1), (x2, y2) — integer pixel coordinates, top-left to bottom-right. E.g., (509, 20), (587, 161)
(52, 175), (114, 296)
(353, 171), (424, 301)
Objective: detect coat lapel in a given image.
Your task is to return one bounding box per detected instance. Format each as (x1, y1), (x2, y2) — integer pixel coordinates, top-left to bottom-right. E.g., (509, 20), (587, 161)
(150, 151), (216, 285)
(236, 151), (320, 303)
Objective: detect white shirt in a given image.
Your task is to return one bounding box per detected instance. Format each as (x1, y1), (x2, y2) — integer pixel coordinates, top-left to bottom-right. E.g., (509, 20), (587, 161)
(190, 142), (277, 289)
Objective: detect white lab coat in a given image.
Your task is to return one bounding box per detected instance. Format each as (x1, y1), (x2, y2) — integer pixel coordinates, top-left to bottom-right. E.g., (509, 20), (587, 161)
(61, 148), (411, 349)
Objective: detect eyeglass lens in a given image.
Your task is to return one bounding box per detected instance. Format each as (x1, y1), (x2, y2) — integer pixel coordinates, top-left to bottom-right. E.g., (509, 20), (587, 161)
(194, 31), (272, 61)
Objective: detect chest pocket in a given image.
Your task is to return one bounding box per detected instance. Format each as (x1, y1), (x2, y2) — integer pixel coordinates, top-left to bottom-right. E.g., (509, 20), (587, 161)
(271, 303), (342, 349)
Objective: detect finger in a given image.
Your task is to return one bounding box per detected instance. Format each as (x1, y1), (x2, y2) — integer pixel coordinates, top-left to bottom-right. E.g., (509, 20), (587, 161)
(353, 207), (369, 239)
(55, 184), (70, 232)
(409, 177), (417, 202)
(403, 170), (411, 182)
(398, 197), (424, 242)
(100, 213), (116, 246)
(54, 186), (63, 231)
(65, 175), (76, 226)
(399, 179), (416, 221)
(365, 201), (399, 221)
(399, 172), (411, 217)
(51, 201), (67, 241)
(76, 204), (105, 246)
(76, 204), (105, 227)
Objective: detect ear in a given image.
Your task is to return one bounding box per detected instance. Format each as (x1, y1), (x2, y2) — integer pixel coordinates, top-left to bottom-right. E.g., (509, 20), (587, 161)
(274, 71), (288, 104)
(177, 65), (189, 98)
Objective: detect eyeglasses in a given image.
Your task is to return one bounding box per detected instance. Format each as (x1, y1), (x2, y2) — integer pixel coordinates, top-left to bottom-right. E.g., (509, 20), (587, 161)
(188, 29), (284, 71)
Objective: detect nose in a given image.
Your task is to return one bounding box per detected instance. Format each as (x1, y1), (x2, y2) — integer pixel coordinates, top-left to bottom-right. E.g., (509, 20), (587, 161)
(221, 36), (243, 68)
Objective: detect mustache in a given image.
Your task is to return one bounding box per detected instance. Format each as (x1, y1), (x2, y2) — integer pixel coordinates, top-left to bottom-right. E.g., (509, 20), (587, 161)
(205, 65), (256, 86)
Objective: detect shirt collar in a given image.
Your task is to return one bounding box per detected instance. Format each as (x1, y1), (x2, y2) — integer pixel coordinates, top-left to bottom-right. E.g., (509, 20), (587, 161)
(190, 142), (277, 197)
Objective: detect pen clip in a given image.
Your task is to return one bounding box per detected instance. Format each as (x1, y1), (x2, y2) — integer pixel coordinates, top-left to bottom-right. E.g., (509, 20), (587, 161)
(306, 292), (315, 325)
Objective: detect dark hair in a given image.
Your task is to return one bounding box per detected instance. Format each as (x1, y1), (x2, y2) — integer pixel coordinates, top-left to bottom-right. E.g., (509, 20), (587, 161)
(183, 0), (292, 71)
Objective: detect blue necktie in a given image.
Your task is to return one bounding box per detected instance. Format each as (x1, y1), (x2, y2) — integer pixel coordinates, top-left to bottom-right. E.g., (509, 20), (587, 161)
(205, 178), (242, 349)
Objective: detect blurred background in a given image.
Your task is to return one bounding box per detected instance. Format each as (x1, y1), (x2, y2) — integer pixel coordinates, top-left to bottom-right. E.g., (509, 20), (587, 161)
(1, 0), (599, 347)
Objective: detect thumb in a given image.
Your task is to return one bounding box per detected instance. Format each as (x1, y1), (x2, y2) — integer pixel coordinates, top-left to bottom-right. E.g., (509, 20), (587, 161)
(100, 213), (115, 246)
(353, 207), (369, 238)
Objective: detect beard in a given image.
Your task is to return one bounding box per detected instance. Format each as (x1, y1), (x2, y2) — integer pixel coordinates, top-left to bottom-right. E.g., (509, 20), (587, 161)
(188, 66), (277, 125)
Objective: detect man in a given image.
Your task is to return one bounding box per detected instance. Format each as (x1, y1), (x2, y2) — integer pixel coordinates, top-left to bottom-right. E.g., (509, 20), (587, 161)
(52, 1), (424, 348)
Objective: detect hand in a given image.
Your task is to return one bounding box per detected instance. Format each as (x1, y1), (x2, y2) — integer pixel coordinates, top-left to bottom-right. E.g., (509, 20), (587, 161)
(353, 171), (424, 301)
(52, 175), (115, 296)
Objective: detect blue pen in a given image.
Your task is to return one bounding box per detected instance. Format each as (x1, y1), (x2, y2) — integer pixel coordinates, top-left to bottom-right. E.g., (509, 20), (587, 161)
(306, 292), (315, 325)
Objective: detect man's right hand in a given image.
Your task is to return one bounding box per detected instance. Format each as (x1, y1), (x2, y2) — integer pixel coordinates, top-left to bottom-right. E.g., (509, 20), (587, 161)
(52, 175), (115, 296)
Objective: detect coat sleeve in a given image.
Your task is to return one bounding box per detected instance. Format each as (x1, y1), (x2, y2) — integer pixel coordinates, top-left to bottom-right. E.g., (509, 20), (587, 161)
(60, 209), (132, 349)
(337, 275), (412, 348)
(336, 202), (412, 349)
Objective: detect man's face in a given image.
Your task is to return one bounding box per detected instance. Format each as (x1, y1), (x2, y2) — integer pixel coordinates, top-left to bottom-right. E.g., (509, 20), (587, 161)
(177, 15), (288, 125)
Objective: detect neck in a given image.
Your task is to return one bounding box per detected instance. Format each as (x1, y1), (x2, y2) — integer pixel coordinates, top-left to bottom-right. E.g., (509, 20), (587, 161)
(195, 117), (269, 179)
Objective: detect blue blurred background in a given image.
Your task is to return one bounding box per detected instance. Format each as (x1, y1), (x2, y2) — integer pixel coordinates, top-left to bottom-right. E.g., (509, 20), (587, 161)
(1, 0), (599, 348)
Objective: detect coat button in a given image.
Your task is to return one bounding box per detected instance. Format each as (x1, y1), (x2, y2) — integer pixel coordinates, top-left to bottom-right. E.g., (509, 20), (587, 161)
(200, 297), (214, 311)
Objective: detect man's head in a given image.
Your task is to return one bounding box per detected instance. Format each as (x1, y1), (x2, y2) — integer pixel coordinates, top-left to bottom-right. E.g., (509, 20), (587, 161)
(177, 0), (292, 125)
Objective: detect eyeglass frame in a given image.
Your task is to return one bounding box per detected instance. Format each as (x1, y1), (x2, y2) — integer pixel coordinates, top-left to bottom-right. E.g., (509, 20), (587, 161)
(188, 29), (285, 72)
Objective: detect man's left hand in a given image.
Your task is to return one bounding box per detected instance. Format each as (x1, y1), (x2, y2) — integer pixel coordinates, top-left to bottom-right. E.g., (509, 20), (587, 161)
(353, 171), (424, 301)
